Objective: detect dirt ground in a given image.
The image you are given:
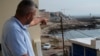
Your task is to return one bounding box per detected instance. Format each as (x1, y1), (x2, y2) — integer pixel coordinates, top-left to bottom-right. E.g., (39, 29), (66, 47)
(41, 36), (72, 56)
(42, 48), (63, 56)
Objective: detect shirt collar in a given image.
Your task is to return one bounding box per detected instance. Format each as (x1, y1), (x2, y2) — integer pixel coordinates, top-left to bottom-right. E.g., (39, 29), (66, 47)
(13, 16), (28, 30)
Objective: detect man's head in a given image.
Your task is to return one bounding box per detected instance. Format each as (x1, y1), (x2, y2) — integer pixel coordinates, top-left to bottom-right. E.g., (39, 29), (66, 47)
(15, 0), (36, 25)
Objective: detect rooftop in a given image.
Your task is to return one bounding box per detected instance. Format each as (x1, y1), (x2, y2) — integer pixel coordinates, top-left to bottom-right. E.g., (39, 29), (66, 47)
(70, 37), (95, 45)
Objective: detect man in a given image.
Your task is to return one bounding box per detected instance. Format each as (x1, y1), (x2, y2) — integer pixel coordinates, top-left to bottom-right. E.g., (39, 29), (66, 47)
(1, 0), (47, 56)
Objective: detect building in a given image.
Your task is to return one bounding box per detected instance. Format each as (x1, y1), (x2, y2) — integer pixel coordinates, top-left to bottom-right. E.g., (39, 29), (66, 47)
(69, 38), (100, 56)
(39, 9), (50, 21)
(49, 12), (71, 22)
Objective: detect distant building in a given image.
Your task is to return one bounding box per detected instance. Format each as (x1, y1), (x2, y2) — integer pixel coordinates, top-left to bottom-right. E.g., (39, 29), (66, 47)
(49, 12), (70, 22)
(49, 12), (60, 22)
(39, 10), (71, 22)
(39, 9), (50, 21)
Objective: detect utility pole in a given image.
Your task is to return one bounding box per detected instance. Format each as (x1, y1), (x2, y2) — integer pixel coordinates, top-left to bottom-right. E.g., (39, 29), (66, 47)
(59, 13), (65, 56)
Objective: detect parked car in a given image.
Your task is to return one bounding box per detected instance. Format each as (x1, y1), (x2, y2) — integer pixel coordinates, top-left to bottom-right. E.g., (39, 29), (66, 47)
(42, 43), (51, 50)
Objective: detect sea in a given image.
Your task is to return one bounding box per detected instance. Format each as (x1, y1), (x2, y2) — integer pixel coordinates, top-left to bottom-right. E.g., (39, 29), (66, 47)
(50, 25), (100, 40)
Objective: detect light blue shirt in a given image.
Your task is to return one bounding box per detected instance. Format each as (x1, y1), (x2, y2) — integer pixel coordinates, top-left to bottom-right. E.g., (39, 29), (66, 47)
(2, 17), (35, 56)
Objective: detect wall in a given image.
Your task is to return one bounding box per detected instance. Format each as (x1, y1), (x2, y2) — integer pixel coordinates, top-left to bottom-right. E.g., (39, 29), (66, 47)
(0, 0), (21, 43)
(29, 0), (43, 56)
(96, 40), (100, 50)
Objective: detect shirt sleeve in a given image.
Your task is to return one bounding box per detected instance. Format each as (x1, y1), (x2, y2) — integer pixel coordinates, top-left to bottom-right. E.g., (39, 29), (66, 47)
(6, 28), (27, 56)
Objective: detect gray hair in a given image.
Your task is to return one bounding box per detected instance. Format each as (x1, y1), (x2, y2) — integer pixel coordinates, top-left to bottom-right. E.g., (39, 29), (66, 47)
(16, 0), (37, 17)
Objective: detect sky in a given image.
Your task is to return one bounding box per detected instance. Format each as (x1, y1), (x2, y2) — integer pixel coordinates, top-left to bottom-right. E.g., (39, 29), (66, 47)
(39, 0), (100, 16)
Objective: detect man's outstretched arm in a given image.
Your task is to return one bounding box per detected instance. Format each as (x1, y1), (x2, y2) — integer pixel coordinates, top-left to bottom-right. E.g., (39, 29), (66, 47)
(29, 17), (48, 27)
